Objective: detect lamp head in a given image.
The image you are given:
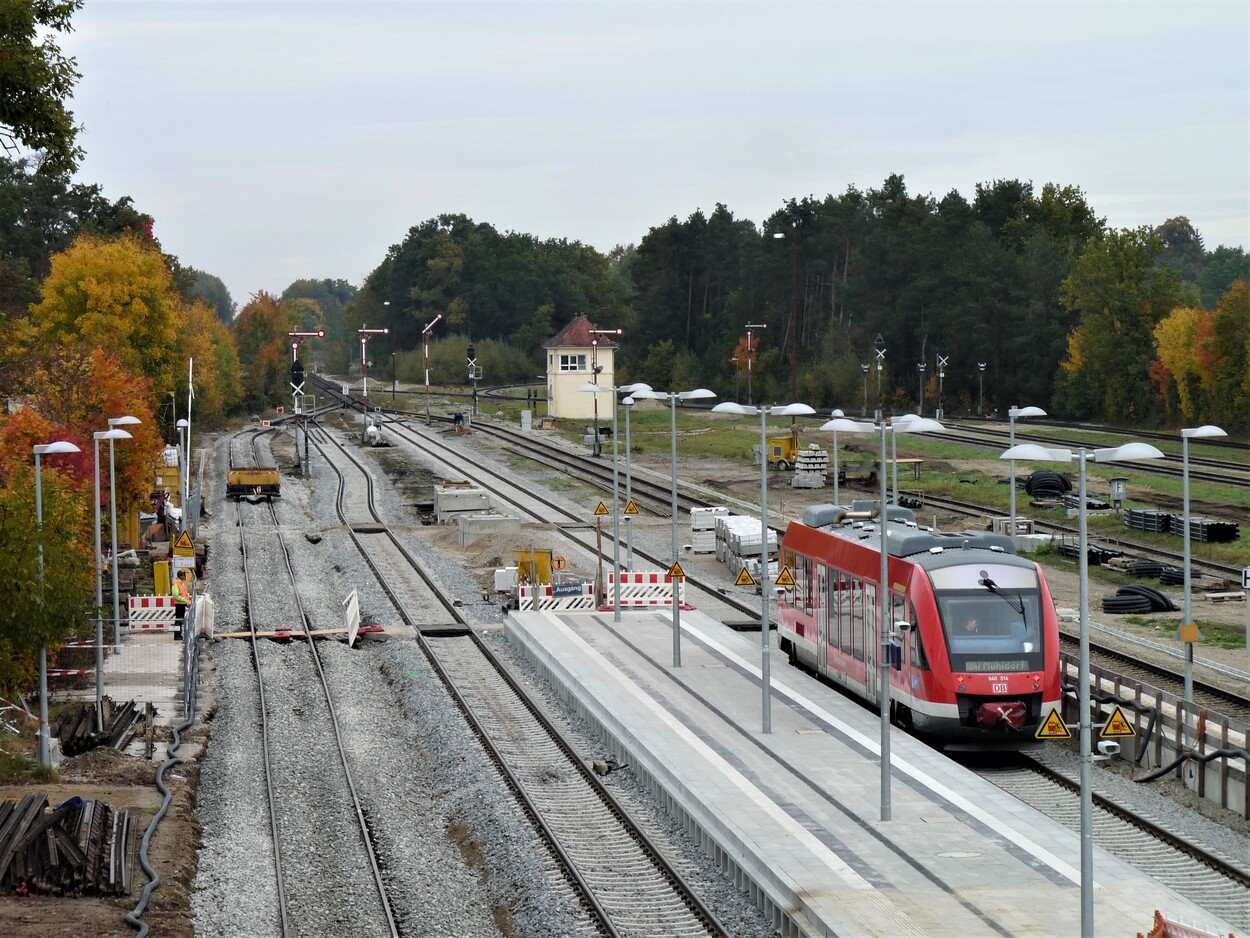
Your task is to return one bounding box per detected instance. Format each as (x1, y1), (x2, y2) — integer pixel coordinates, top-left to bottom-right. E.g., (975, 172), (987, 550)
(1008, 405), (1046, 420)
(109, 415), (141, 427)
(1000, 443), (1071, 462)
(94, 429), (132, 441)
(1092, 442), (1166, 463)
(1181, 424), (1227, 440)
(677, 388), (716, 402)
(711, 401), (751, 415)
(33, 441), (81, 456)
(771, 403), (815, 417)
(821, 418), (875, 434)
(176, 418), (189, 428)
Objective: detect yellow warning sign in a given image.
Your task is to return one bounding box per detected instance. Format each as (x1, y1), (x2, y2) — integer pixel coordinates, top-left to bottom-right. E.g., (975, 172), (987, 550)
(734, 567), (757, 588)
(775, 565), (795, 587)
(1099, 705), (1136, 739)
(593, 501), (610, 516)
(1174, 623), (1202, 644)
(172, 530), (195, 557)
(623, 501), (639, 515)
(668, 561), (687, 579)
(1035, 707), (1072, 740)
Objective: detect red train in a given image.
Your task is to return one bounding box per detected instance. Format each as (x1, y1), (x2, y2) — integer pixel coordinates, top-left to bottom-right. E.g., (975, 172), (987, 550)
(776, 502), (1063, 748)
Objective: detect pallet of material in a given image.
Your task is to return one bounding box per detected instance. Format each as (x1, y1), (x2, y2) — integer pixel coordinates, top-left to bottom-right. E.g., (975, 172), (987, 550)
(1204, 591), (1246, 603)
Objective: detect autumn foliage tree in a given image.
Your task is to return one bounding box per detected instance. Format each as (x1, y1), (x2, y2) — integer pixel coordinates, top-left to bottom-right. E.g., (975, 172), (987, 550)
(0, 407), (95, 696)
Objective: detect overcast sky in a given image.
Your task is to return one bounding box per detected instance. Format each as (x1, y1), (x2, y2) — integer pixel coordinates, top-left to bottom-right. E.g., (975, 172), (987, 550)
(63, 1), (1248, 308)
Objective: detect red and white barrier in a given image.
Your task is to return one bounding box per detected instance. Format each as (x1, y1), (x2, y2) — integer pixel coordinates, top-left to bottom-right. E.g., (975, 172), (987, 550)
(603, 571), (691, 611)
(517, 583), (597, 611)
(128, 595), (176, 631)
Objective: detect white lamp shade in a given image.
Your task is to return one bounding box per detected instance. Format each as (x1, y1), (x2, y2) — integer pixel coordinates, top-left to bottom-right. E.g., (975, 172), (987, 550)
(821, 418), (875, 433)
(1000, 443), (1071, 462)
(1093, 443), (1166, 463)
(1009, 405), (1046, 419)
(1181, 425), (1227, 439)
(34, 441), (81, 455)
(109, 415), (141, 427)
(711, 402), (752, 415)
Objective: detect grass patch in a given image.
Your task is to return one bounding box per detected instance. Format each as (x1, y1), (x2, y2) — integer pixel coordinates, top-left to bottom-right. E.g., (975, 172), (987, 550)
(1123, 615), (1246, 649)
(0, 740), (56, 785)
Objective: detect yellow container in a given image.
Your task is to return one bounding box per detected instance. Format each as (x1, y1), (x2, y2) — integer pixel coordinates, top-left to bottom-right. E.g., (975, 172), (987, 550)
(514, 549), (552, 585)
(153, 560), (170, 596)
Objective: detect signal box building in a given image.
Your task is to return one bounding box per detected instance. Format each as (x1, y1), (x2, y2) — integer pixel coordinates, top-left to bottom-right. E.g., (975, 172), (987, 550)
(543, 314), (618, 420)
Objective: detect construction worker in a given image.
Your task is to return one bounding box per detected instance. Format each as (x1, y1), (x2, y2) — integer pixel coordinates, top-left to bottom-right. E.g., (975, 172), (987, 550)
(172, 568), (192, 642)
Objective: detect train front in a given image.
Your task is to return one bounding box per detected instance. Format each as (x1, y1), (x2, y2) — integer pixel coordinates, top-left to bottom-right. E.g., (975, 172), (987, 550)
(916, 558), (1062, 748)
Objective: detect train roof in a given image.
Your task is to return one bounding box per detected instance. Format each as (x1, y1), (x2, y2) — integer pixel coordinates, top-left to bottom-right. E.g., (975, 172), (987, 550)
(794, 503), (1029, 571)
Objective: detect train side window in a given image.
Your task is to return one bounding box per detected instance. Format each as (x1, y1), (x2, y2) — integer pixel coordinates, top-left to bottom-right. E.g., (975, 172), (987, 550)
(864, 582), (877, 664)
(825, 569), (839, 649)
(805, 558), (815, 614)
(852, 578), (867, 662)
(905, 599), (928, 670)
(839, 572), (853, 653)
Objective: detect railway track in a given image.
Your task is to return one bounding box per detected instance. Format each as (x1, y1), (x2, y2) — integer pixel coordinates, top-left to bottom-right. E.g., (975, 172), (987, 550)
(973, 755), (1250, 932)
(305, 422), (731, 937)
(235, 432), (399, 937)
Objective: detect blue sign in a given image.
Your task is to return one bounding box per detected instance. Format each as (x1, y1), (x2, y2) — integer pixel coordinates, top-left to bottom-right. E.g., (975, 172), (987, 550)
(552, 584), (585, 597)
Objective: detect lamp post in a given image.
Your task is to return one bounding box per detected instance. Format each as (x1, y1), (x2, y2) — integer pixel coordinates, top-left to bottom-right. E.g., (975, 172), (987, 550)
(93, 428), (131, 728)
(578, 379), (650, 622)
(917, 362), (926, 417)
(422, 315), (442, 424)
(176, 418), (188, 520)
(636, 388), (717, 666)
(824, 409), (846, 507)
(978, 362), (986, 417)
(621, 385), (652, 567)
(1179, 425), (1226, 708)
(359, 324), (390, 408)
(745, 323), (766, 406)
(1001, 440), (1164, 937)
(712, 400), (813, 732)
(33, 440), (81, 765)
(861, 363), (870, 416)
(107, 416), (140, 647)
(1007, 405), (1046, 542)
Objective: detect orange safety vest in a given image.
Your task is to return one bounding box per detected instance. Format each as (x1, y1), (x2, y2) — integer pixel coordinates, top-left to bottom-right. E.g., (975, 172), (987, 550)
(173, 576), (191, 605)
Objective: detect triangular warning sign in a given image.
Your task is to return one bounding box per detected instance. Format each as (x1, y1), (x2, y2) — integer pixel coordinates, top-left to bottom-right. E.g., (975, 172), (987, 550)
(593, 501), (610, 516)
(1035, 707), (1072, 740)
(775, 565), (795, 587)
(1099, 705), (1136, 738)
(172, 530), (195, 556)
(623, 501), (639, 515)
(735, 567), (757, 588)
(667, 561), (687, 579)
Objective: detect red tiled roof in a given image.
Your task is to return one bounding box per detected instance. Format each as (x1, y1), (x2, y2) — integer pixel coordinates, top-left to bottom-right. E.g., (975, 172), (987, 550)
(543, 313), (619, 349)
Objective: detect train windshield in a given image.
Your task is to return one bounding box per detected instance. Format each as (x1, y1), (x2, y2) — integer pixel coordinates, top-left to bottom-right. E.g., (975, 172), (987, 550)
(935, 587), (1044, 674)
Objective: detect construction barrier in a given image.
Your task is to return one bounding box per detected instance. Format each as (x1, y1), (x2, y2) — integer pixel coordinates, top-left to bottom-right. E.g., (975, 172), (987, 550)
(517, 582), (597, 611)
(128, 595), (176, 631)
(603, 571), (691, 611)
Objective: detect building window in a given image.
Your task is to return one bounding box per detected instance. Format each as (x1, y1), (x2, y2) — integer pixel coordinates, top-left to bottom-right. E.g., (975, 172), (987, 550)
(559, 354), (587, 372)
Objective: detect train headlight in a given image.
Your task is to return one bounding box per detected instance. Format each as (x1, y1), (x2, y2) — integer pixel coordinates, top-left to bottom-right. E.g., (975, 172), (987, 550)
(1032, 683), (1039, 690)
(958, 683), (967, 691)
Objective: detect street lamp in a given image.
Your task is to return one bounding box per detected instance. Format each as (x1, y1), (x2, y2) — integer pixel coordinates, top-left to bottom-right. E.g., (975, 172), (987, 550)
(422, 315), (442, 424)
(1179, 425), (1226, 705)
(107, 416), (141, 647)
(621, 384), (652, 568)
(711, 400), (813, 732)
(821, 409), (846, 507)
(578, 379), (651, 622)
(176, 418), (188, 519)
(878, 415), (943, 819)
(637, 387), (717, 666)
(92, 428), (131, 728)
(1007, 405), (1046, 542)
(33, 440), (81, 765)
(1001, 440), (1164, 937)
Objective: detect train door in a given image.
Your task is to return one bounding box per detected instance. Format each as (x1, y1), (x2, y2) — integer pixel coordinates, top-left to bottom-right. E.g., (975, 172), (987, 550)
(816, 564), (827, 673)
(863, 582), (878, 700)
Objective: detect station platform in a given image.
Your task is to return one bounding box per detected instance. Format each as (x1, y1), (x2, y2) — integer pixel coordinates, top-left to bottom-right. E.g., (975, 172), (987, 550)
(504, 608), (1236, 937)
